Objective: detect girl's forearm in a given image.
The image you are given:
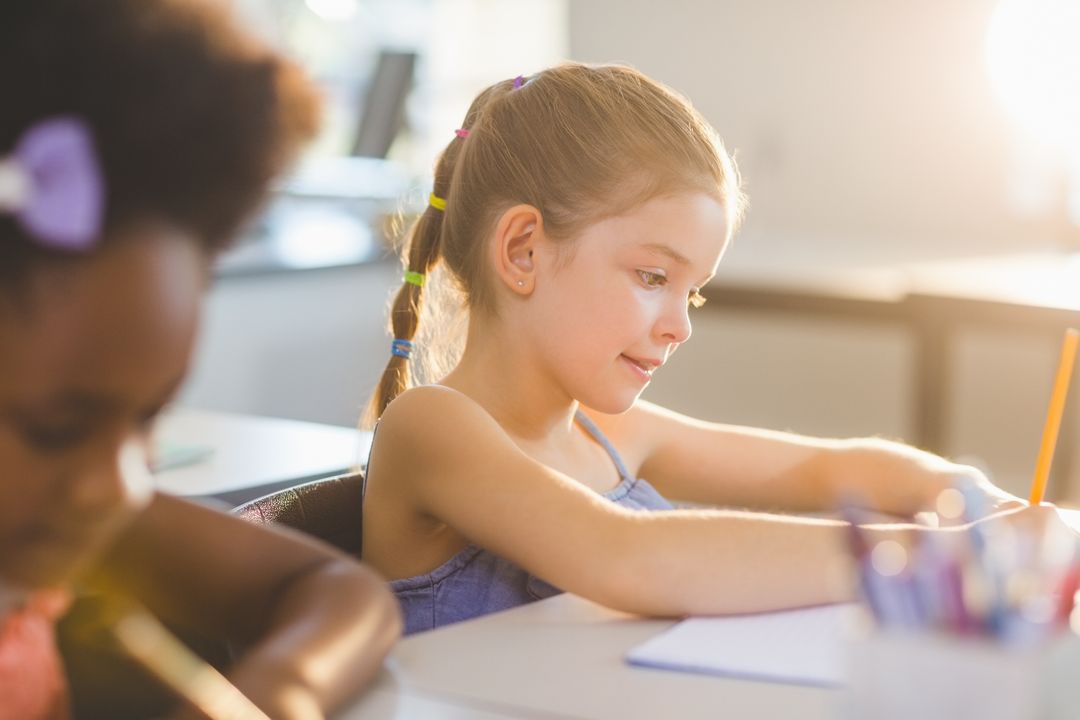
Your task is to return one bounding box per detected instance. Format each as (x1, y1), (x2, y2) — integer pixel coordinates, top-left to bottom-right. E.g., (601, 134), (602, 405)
(226, 560), (401, 719)
(819, 438), (958, 516)
(601, 509), (915, 618)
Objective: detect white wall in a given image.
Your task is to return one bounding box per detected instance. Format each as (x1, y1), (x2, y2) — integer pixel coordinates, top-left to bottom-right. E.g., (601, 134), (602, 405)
(179, 3), (1080, 502)
(179, 262), (400, 428)
(643, 312), (914, 440)
(570, 1), (1080, 501)
(641, 307), (1080, 502)
(569, 0), (1069, 263)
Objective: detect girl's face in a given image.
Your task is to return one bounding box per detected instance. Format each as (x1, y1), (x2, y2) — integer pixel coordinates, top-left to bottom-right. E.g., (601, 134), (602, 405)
(527, 192), (729, 414)
(0, 225), (205, 590)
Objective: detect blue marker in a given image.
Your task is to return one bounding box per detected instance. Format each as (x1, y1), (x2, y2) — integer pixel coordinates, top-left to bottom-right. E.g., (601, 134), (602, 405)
(955, 479), (1008, 636)
(838, 500), (890, 626)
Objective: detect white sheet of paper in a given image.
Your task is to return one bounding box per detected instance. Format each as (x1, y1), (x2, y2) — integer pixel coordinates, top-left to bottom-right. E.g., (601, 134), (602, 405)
(626, 603), (862, 687)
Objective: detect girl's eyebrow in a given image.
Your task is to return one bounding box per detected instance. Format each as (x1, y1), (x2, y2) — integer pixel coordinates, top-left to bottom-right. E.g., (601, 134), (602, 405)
(31, 373), (188, 420)
(639, 242), (690, 266)
(34, 392), (118, 419)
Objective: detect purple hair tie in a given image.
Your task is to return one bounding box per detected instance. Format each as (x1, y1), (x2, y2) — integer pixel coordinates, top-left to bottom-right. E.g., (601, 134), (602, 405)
(0, 116), (105, 251)
(512, 75), (525, 89)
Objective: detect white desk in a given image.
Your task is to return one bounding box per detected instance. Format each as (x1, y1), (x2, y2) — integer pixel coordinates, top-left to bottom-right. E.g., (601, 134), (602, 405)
(148, 408), (1080, 717)
(339, 685), (533, 719)
(147, 409), (834, 717)
(152, 408), (372, 504)
(339, 508), (1080, 719)
(343, 594), (837, 720)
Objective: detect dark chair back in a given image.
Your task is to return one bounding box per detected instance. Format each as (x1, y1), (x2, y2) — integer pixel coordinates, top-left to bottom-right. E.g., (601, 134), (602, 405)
(232, 472), (365, 556)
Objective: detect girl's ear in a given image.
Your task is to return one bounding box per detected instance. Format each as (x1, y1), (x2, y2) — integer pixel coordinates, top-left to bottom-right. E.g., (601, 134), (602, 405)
(491, 204), (543, 296)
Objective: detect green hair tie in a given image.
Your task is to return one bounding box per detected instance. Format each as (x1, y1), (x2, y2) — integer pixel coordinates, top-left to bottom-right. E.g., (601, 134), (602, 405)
(404, 271), (425, 287)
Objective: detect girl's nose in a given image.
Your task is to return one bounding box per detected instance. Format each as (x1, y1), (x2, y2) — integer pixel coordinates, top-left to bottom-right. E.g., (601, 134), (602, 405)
(656, 299), (693, 345)
(69, 439), (154, 514)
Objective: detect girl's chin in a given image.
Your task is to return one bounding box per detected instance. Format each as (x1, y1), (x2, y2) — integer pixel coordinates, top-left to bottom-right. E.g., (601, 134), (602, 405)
(578, 390), (642, 416)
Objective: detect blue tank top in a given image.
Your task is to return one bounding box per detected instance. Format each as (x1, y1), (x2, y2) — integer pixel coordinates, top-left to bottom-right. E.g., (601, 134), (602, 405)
(364, 411), (674, 635)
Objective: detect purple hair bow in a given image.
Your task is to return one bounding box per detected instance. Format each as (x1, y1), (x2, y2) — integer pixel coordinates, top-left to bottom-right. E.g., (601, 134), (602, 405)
(0, 116), (105, 251)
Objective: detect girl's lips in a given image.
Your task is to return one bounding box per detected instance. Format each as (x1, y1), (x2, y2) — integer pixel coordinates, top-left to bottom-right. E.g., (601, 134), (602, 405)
(13, 517), (102, 550)
(620, 354), (657, 382)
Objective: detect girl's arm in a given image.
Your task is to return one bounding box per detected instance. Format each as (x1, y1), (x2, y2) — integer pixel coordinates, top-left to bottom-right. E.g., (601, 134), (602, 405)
(373, 386), (931, 617)
(378, 388), (1051, 618)
(589, 400), (1022, 517)
(375, 388), (1049, 621)
(91, 493), (401, 719)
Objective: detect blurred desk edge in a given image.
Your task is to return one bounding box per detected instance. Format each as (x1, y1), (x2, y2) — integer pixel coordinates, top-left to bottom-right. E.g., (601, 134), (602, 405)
(153, 408), (371, 506)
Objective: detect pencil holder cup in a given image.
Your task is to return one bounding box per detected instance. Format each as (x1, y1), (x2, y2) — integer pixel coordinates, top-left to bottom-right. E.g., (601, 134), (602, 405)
(842, 630), (1080, 720)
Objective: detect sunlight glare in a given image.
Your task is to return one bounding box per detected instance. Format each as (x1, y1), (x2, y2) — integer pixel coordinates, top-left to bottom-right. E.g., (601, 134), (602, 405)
(986, 0), (1080, 155)
(305, 0), (358, 22)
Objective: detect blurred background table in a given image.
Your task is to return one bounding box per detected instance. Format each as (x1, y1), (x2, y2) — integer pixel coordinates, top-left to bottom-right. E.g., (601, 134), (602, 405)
(153, 408), (371, 506)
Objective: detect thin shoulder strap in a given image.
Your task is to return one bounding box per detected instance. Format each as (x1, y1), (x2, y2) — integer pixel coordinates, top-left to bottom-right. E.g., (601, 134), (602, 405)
(573, 411), (633, 483)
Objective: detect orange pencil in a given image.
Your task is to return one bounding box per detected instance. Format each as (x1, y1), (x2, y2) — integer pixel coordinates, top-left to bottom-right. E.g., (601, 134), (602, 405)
(1029, 328), (1080, 505)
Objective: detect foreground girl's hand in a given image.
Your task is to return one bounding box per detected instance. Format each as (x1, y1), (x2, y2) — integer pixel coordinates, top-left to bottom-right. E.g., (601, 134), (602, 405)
(167, 665), (322, 720)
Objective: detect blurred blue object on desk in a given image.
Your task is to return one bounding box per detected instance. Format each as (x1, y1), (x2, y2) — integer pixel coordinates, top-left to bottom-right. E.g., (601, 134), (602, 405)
(150, 441), (214, 473)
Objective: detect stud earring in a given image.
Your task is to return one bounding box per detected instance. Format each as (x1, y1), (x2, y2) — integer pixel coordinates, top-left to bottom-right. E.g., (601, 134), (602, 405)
(516, 280), (525, 287)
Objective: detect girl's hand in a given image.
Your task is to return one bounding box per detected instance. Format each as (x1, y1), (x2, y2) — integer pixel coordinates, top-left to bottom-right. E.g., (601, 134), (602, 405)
(826, 438), (1025, 520)
(947, 463), (1027, 516)
(969, 501), (1077, 546)
(911, 462), (1025, 527)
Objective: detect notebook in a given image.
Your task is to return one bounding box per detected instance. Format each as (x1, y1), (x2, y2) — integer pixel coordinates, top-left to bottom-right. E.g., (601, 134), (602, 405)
(625, 603), (861, 687)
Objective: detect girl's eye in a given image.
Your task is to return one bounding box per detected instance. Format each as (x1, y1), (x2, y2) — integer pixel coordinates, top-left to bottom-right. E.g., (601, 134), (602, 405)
(636, 270), (667, 287)
(689, 290), (707, 309)
(20, 423), (94, 453)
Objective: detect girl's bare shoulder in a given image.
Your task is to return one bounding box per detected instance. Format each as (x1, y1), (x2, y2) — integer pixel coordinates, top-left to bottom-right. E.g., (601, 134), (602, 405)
(371, 385), (510, 475)
(379, 384), (490, 432)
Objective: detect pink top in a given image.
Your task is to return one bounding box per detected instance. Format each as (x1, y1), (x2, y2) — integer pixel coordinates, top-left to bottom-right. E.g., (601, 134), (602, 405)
(0, 589), (71, 720)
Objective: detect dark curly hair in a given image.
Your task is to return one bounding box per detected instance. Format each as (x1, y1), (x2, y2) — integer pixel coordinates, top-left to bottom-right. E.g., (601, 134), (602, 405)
(0, 0), (320, 285)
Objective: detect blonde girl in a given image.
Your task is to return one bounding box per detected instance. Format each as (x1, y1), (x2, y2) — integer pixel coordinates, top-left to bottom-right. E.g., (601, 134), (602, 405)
(362, 63), (1041, 635)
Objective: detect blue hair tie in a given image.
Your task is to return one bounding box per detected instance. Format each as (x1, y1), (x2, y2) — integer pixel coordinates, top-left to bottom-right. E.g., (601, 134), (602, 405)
(391, 338), (413, 359)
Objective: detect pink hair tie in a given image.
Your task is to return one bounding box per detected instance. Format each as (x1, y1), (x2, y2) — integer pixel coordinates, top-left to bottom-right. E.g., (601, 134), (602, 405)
(454, 128), (470, 138)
